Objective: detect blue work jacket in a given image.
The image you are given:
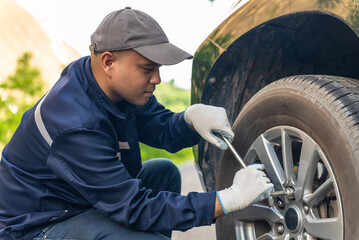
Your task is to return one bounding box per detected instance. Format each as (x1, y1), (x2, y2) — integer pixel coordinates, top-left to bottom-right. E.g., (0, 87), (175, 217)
(0, 56), (216, 240)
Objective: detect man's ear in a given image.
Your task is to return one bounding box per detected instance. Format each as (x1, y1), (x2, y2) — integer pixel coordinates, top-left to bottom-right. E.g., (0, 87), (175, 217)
(100, 52), (114, 77)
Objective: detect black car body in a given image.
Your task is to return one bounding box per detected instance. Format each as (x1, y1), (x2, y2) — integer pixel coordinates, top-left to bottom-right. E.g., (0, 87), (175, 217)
(191, 0), (359, 239)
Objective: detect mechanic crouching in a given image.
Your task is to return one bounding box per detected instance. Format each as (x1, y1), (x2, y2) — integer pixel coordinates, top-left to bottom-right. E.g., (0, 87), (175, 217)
(0, 8), (274, 240)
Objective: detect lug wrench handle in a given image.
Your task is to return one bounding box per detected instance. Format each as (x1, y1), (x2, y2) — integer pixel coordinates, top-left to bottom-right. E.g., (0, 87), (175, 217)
(218, 134), (247, 169)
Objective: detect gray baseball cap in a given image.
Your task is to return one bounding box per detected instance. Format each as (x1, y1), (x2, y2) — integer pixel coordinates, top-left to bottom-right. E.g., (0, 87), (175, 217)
(90, 7), (193, 65)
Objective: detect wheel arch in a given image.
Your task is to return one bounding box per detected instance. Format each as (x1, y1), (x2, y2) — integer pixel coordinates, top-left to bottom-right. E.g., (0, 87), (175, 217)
(194, 11), (359, 192)
(202, 11), (359, 125)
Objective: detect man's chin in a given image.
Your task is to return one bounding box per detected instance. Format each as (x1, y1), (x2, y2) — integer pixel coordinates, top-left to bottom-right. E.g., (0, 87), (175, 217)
(132, 97), (150, 107)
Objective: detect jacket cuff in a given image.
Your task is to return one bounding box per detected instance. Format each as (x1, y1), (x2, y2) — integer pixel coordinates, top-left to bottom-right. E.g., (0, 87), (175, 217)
(195, 191), (217, 226)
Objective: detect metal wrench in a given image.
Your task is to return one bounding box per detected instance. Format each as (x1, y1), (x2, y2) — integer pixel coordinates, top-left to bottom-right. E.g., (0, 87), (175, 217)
(218, 134), (288, 197)
(219, 134), (247, 169)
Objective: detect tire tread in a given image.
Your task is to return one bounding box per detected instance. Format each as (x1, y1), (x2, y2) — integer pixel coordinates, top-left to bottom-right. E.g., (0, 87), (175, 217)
(259, 75), (359, 160)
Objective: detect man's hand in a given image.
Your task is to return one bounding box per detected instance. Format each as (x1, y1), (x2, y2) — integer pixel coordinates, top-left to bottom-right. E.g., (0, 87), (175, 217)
(184, 104), (234, 150)
(216, 164), (274, 214)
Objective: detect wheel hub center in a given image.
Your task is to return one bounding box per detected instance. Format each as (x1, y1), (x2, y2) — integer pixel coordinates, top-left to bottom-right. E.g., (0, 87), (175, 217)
(285, 207), (301, 232)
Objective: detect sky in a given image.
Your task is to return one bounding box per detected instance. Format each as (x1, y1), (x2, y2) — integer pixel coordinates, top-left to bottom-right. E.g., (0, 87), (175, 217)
(16, 0), (239, 89)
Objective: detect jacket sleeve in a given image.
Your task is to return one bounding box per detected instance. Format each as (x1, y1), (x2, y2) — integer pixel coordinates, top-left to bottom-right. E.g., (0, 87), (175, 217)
(135, 96), (201, 153)
(47, 129), (215, 231)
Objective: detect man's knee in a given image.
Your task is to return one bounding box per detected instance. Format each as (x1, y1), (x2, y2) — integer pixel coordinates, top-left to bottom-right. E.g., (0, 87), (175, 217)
(138, 158), (181, 194)
(150, 158), (180, 178)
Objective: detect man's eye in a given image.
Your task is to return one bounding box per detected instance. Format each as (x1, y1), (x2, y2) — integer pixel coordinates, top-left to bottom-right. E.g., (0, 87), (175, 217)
(143, 68), (154, 73)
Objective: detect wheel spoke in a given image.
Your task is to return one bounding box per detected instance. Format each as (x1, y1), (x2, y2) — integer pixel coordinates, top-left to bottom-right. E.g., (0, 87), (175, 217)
(303, 216), (342, 239)
(295, 135), (319, 200)
(251, 134), (286, 190)
(281, 129), (296, 186)
(257, 232), (277, 240)
(303, 177), (333, 207)
(234, 204), (284, 224)
(235, 221), (256, 240)
(304, 234), (316, 240)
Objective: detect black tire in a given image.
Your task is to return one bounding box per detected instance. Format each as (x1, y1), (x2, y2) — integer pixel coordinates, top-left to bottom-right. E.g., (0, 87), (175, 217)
(216, 75), (359, 240)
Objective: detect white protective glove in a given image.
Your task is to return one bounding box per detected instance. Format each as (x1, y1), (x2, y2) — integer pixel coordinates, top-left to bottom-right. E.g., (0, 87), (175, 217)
(184, 104), (234, 150)
(217, 164), (274, 214)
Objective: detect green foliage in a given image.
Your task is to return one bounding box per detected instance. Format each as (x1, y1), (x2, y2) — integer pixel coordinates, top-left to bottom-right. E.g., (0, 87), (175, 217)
(140, 80), (194, 165)
(155, 79), (189, 112)
(0, 52), (46, 150)
(140, 143), (194, 165)
(1, 53), (44, 96)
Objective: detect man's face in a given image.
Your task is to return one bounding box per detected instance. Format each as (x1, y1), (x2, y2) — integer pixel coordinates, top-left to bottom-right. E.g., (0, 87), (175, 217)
(107, 50), (162, 106)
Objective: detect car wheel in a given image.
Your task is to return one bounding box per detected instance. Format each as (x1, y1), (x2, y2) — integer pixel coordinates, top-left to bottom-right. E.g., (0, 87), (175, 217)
(216, 75), (359, 240)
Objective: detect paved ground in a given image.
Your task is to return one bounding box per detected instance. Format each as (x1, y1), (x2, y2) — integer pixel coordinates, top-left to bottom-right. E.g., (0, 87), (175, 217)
(172, 161), (216, 240)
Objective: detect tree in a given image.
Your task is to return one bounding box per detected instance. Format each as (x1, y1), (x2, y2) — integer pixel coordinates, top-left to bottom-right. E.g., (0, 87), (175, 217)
(0, 52), (46, 150)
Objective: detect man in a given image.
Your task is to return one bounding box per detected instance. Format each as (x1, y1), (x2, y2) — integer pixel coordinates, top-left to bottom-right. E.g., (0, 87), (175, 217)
(0, 8), (273, 239)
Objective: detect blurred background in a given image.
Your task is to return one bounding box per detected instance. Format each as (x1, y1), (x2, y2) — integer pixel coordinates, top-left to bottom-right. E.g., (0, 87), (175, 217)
(0, 1), (243, 238)
(0, 0), (238, 158)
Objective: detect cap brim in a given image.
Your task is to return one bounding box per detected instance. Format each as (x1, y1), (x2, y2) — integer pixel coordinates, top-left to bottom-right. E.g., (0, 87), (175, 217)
(134, 43), (193, 65)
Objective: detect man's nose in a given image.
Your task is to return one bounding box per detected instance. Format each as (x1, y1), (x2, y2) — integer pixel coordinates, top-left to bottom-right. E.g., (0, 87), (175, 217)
(150, 69), (161, 84)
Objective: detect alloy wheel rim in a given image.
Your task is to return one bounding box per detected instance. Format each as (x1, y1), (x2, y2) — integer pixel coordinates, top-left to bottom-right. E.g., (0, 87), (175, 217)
(234, 126), (343, 240)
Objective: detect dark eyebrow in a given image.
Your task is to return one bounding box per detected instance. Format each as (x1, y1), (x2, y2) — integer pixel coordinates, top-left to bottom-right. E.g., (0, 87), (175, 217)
(139, 62), (162, 68)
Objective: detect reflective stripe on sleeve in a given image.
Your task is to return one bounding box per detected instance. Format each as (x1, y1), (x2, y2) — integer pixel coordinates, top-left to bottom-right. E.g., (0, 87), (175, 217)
(34, 93), (53, 146)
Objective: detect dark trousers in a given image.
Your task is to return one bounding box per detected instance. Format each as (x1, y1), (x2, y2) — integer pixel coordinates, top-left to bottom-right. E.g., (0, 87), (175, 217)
(33, 158), (181, 240)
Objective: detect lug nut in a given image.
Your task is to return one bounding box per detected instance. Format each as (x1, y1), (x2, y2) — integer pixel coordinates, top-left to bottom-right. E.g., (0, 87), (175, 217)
(277, 200), (285, 209)
(276, 224), (285, 234)
(303, 204), (309, 214)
